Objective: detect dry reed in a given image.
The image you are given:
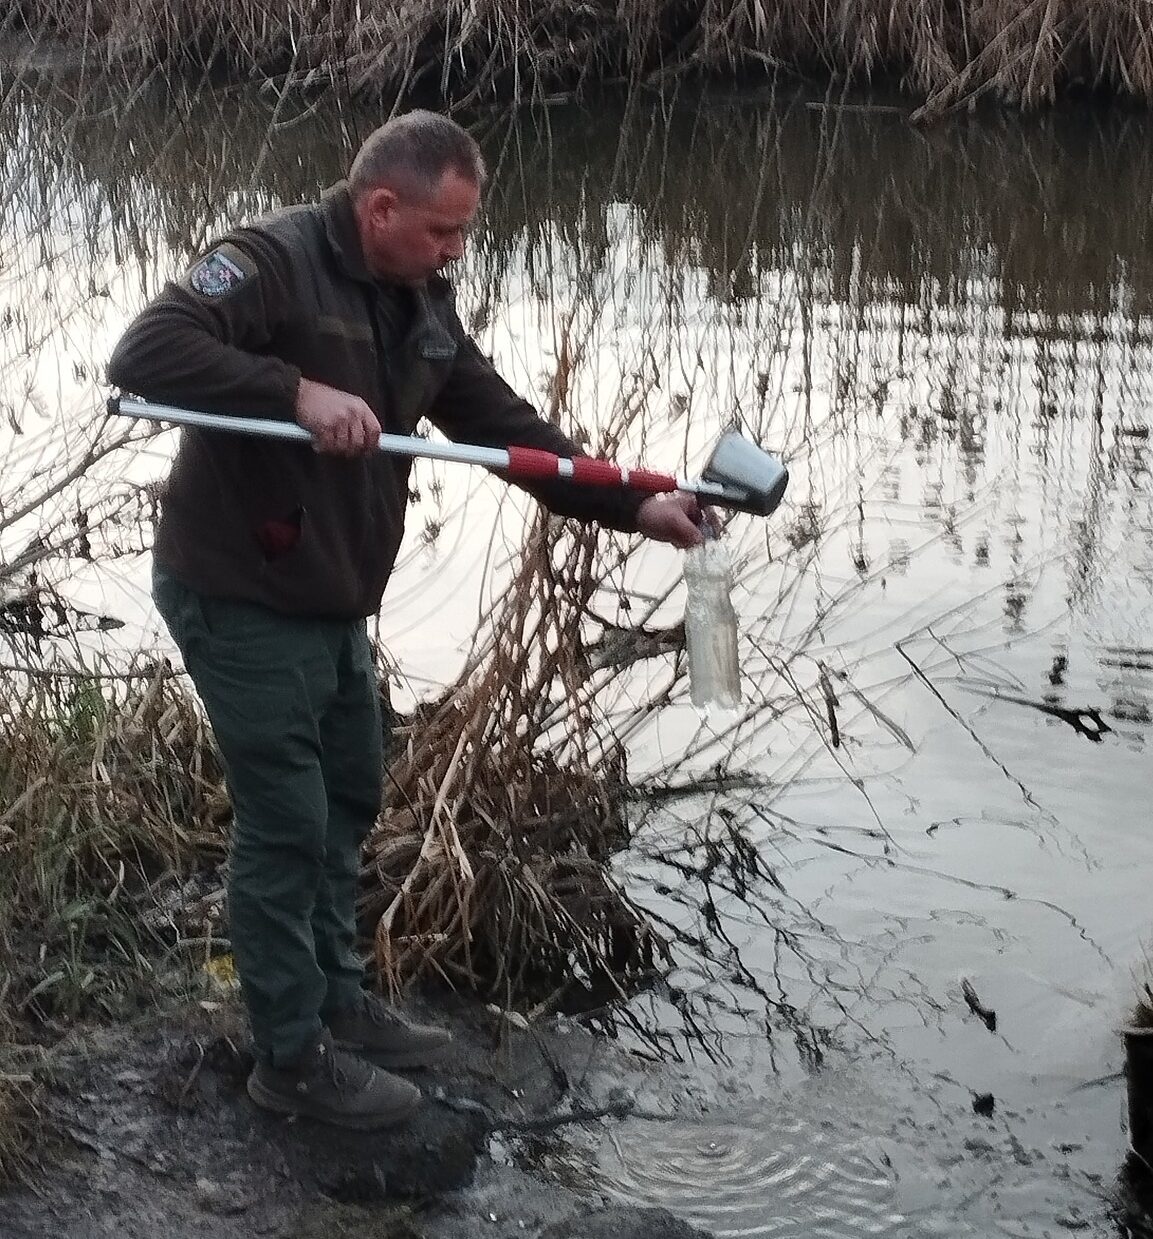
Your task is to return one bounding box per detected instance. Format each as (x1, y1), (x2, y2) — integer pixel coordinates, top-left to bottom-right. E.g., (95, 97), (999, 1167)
(0, 542), (674, 1024)
(362, 512), (670, 1009)
(0, 663), (228, 1024)
(8, 0), (1153, 114)
(0, 657), (232, 1173)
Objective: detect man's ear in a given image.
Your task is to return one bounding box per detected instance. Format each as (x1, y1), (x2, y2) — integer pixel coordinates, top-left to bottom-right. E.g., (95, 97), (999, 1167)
(363, 185), (399, 226)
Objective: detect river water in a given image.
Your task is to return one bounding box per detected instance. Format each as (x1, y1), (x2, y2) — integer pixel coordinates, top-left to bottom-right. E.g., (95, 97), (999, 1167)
(1, 65), (1151, 1236)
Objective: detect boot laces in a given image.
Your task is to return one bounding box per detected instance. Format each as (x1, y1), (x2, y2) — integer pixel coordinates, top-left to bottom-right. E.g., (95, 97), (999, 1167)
(316, 1037), (373, 1097)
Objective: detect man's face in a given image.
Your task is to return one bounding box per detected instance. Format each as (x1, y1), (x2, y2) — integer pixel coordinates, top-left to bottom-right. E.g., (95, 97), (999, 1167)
(359, 169), (481, 285)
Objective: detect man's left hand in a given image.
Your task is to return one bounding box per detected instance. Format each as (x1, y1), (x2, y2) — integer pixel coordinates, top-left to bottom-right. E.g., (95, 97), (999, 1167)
(636, 494), (720, 549)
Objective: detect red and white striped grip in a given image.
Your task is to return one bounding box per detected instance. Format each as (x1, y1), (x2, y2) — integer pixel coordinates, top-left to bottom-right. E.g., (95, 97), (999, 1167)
(506, 446), (678, 494)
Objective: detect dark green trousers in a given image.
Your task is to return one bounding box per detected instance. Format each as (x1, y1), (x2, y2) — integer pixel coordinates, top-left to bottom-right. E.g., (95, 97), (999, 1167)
(153, 566), (382, 1065)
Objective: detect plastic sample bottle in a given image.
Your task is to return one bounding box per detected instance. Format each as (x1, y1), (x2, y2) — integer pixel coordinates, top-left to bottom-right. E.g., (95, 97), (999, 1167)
(682, 525), (741, 711)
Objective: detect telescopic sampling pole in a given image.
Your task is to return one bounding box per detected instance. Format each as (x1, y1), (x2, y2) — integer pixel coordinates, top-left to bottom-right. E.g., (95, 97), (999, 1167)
(109, 396), (789, 517)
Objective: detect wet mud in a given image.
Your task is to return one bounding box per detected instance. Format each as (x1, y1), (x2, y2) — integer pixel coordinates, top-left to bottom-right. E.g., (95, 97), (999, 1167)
(0, 996), (711, 1239)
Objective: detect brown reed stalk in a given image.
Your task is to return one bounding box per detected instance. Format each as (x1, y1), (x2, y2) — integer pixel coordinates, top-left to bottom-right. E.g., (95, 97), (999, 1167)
(9, 0), (1153, 111)
(362, 511), (670, 1007)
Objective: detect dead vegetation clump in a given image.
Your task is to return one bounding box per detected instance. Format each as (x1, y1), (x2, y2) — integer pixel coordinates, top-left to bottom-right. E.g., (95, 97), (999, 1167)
(0, 530), (674, 1025)
(8, 0), (1153, 115)
(0, 663), (230, 1178)
(0, 530), (671, 1172)
(363, 514), (670, 1010)
(0, 663), (229, 1027)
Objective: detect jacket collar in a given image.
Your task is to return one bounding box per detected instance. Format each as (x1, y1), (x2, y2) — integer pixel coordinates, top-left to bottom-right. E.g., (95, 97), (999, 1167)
(320, 181), (453, 300)
(321, 182), (373, 284)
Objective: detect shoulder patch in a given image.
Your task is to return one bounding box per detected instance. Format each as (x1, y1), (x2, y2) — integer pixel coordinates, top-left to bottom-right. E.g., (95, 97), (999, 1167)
(186, 246), (253, 298)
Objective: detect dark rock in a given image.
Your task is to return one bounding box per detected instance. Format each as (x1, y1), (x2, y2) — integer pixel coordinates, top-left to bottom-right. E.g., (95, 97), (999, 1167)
(539, 1204), (714, 1239)
(972, 1091), (996, 1117)
(252, 1098), (488, 1200)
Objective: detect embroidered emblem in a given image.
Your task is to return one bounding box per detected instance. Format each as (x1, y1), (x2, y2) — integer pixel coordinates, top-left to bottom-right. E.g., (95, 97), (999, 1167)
(188, 249), (247, 298)
(418, 329), (457, 362)
(412, 287), (457, 361)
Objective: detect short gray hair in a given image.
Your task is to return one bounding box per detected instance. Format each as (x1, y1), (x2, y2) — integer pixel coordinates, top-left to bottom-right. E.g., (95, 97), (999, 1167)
(349, 111), (486, 201)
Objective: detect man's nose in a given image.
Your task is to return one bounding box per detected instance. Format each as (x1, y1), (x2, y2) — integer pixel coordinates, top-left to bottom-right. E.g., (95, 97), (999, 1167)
(442, 234), (465, 262)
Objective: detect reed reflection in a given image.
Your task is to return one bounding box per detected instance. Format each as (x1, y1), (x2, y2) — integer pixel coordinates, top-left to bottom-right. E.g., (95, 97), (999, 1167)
(6, 65), (1150, 776)
(2, 61), (1151, 1239)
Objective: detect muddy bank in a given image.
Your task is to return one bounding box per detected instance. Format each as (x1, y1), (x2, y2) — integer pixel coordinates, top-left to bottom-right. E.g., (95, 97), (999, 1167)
(0, 993), (713, 1239)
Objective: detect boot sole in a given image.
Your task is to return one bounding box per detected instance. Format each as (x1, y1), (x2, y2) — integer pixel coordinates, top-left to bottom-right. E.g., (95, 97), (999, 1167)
(332, 1038), (453, 1071)
(246, 1074), (421, 1130)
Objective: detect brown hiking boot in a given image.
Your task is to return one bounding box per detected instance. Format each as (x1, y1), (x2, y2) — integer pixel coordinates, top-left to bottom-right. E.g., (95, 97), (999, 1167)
(325, 993), (453, 1069)
(246, 1029), (421, 1130)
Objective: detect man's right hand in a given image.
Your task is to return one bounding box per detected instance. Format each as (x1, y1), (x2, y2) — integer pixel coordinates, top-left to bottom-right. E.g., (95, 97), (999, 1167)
(295, 377), (381, 457)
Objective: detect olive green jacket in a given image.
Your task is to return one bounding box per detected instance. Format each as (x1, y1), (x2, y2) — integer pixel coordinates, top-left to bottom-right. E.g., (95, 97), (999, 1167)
(108, 183), (642, 618)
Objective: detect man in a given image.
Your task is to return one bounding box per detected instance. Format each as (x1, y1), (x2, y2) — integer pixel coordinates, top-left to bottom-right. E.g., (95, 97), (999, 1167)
(108, 110), (707, 1130)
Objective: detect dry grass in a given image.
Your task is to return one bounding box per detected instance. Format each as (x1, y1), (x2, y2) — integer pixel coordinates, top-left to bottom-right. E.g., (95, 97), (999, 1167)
(7, 0), (1153, 114)
(0, 549), (676, 1029)
(0, 662), (230, 1176)
(0, 662), (228, 1026)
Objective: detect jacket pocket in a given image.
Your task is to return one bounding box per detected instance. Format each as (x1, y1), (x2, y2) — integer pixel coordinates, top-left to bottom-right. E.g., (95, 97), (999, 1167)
(316, 314), (375, 344)
(255, 505), (306, 561)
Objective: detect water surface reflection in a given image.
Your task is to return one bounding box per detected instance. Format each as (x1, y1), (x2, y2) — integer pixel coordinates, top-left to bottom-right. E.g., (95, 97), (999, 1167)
(2, 69), (1151, 1236)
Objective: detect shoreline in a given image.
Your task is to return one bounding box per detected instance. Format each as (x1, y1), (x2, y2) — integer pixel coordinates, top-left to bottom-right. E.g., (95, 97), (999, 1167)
(0, 988), (714, 1239)
(5, 8), (1153, 121)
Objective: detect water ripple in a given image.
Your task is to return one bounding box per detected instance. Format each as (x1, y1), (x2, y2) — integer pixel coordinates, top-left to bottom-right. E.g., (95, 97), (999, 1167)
(597, 1110), (906, 1238)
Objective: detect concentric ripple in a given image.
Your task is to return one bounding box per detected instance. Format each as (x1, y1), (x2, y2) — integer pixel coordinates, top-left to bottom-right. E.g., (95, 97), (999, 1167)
(596, 1108), (906, 1238)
